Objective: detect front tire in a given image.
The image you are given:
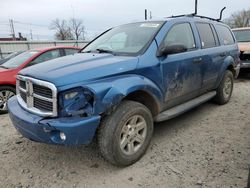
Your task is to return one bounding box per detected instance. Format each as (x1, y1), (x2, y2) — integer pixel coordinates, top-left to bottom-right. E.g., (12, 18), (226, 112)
(97, 100), (153, 166)
(214, 70), (234, 105)
(0, 86), (16, 114)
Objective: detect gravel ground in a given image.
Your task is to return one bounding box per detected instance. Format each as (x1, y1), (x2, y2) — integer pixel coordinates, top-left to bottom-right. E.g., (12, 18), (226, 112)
(0, 74), (249, 188)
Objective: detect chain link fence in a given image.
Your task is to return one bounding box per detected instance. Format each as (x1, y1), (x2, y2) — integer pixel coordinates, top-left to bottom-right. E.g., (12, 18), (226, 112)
(0, 40), (89, 59)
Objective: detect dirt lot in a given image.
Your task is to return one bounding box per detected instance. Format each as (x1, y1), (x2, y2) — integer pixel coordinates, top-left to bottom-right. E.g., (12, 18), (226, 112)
(0, 74), (249, 188)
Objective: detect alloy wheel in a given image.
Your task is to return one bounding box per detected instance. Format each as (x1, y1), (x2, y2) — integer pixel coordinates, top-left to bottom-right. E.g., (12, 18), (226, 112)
(0, 90), (15, 111)
(223, 77), (232, 99)
(119, 115), (147, 155)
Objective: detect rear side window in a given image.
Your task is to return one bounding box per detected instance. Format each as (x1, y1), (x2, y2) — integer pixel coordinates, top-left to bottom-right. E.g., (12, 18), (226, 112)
(65, 48), (79, 55)
(196, 23), (216, 48)
(29, 49), (61, 66)
(164, 23), (196, 49)
(216, 25), (235, 45)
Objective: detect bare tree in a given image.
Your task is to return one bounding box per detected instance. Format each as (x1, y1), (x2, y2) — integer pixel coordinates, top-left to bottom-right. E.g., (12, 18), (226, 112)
(50, 19), (73, 40)
(224, 9), (250, 28)
(69, 18), (85, 40)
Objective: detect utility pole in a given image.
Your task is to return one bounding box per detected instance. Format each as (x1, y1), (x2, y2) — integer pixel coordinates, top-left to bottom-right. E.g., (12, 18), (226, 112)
(145, 9), (148, 20)
(71, 5), (75, 20)
(9, 19), (16, 40)
(30, 29), (33, 40)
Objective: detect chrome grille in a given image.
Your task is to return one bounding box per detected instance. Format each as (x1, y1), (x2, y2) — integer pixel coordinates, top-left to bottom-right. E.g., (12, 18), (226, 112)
(33, 84), (53, 98)
(19, 80), (26, 89)
(34, 97), (53, 112)
(20, 91), (27, 103)
(16, 75), (57, 117)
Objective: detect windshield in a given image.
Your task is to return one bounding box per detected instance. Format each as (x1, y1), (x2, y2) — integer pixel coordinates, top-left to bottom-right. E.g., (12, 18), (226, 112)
(82, 22), (164, 56)
(1, 51), (38, 69)
(4, 51), (22, 59)
(233, 29), (250, 42)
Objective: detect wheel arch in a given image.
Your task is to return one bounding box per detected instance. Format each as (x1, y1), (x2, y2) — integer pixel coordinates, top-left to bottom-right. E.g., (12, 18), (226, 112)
(0, 84), (16, 91)
(226, 64), (236, 77)
(215, 56), (236, 89)
(123, 90), (160, 116)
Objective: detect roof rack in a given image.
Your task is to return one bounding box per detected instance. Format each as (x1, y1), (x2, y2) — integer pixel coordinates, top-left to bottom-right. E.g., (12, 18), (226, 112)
(166, 0), (226, 22)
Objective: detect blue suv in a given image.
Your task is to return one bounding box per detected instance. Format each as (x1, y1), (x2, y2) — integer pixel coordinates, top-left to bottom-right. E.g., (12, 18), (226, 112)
(8, 16), (240, 166)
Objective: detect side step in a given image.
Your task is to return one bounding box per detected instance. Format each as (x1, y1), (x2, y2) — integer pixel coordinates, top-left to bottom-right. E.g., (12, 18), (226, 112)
(154, 91), (217, 122)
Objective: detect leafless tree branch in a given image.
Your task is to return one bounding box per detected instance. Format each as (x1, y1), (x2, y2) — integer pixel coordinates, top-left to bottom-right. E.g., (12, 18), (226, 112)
(50, 19), (73, 40)
(224, 9), (250, 28)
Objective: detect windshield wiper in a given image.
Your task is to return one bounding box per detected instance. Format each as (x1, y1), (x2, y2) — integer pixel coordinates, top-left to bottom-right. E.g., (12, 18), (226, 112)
(0, 65), (9, 69)
(81, 50), (92, 53)
(81, 48), (116, 55)
(96, 48), (116, 55)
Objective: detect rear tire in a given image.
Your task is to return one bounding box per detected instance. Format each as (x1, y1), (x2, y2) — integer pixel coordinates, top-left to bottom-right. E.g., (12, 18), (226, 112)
(0, 86), (16, 114)
(214, 70), (234, 105)
(97, 100), (153, 166)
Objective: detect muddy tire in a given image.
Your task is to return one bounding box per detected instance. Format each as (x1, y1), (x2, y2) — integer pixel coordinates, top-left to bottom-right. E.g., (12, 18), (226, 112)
(214, 70), (234, 105)
(0, 86), (16, 114)
(97, 100), (153, 166)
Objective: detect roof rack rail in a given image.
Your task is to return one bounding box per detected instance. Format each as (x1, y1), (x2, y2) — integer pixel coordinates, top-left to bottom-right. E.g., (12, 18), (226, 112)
(166, 0), (226, 22)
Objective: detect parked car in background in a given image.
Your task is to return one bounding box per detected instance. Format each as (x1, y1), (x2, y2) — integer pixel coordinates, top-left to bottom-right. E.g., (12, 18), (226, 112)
(232, 27), (250, 70)
(0, 46), (80, 113)
(0, 51), (24, 65)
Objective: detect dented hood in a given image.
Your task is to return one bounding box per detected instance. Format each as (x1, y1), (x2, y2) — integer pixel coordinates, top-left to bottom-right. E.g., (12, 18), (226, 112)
(19, 53), (138, 87)
(237, 42), (250, 52)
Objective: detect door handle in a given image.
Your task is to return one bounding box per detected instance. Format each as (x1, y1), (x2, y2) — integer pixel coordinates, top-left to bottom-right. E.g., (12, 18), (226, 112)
(193, 57), (203, 64)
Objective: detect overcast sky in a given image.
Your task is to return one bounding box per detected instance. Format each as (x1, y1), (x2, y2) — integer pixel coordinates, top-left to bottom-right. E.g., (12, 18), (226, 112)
(1, 0), (249, 40)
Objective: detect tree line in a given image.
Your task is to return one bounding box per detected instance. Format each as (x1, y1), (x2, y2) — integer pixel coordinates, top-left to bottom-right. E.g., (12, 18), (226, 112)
(50, 18), (85, 40)
(223, 8), (250, 28)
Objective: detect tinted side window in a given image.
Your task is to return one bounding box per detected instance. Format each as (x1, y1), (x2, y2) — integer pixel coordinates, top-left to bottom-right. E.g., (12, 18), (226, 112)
(65, 48), (79, 55)
(196, 23), (216, 48)
(29, 49), (61, 66)
(210, 25), (220, 45)
(216, 25), (235, 45)
(164, 23), (196, 49)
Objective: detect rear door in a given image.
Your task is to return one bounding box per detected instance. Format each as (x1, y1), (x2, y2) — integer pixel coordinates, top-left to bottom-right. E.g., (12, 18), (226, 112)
(194, 22), (225, 91)
(27, 49), (61, 67)
(160, 22), (204, 108)
(215, 24), (238, 66)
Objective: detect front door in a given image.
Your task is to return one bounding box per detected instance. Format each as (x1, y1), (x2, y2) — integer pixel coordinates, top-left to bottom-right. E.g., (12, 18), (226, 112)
(159, 22), (203, 109)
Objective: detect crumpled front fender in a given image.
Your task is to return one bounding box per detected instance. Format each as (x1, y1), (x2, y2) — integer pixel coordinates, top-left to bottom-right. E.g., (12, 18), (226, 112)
(85, 75), (164, 115)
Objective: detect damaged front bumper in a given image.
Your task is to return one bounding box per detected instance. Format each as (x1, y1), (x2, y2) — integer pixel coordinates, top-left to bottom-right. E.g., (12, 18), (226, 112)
(8, 97), (101, 145)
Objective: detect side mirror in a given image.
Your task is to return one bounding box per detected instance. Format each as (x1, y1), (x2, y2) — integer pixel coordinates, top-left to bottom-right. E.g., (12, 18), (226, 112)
(157, 44), (187, 57)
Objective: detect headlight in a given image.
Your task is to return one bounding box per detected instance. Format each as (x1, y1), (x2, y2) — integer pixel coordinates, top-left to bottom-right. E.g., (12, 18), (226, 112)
(59, 87), (94, 117)
(64, 91), (79, 100)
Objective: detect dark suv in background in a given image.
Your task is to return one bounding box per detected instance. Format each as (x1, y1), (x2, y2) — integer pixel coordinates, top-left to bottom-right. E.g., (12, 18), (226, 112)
(8, 16), (240, 166)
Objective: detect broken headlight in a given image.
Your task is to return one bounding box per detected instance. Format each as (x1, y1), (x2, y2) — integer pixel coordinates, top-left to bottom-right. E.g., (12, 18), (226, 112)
(59, 87), (94, 117)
